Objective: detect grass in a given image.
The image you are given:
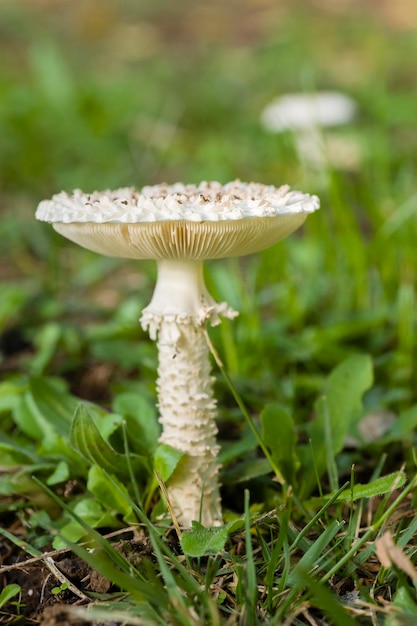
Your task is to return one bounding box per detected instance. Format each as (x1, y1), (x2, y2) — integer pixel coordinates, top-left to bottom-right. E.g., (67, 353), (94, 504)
(1, 0), (417, 624)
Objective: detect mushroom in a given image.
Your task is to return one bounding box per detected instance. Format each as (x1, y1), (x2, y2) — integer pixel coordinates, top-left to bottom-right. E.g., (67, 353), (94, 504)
(36, 180), (319, 527)
(260, 91), (358, 169)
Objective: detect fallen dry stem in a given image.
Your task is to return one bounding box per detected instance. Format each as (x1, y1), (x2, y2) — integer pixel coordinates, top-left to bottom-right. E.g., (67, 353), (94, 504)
(0, 526), (138, 574)
(43, 555), (89, 601)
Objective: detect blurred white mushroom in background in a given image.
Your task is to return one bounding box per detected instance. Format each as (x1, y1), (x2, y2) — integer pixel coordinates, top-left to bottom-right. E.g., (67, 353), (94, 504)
(260, 91), (361, 171)
(344, 410), (396, 448)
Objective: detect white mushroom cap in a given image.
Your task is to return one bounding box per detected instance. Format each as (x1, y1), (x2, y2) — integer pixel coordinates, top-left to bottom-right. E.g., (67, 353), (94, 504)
(36, 180), (319, 260)
(261, 91), (357, 132)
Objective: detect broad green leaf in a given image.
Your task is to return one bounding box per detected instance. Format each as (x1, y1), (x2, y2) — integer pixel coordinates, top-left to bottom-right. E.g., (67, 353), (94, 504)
(0, 379), (26, 413)
(382, 405), (417, 443)
(39, 434), (85, 467)
(385, 586), (417, 626)
(13, 392), (83, 465)
(222, 458), (272, 484)
(70, 404), (148, 479)
(87, 409), (123, 441)
(113, 391), (159, 451)
(13, 392), (58, 441)
(70, 404), (129, 476)
(0, 471), (38, 497)
(153, 443), (184, 483)
(181, 520), (244, 557)
(29, 376), (77, 434)
(12, 376), (76, 441)
(29, 322), (62, 375)
(146, 443), (184, 509)
(0, 437), (40, 465)
(0, 283), (31, 326)
(308, 471), (406, 505)
(218, 433), (258, 465)
(261, 404), (299, 485)
(304, 354), (373, 496)
(91, 339), (151, 369)
(318, 353), (373, 448)
(87, 465), (134, 520)
(53, 497), (118, 549)
(181, 523), (228, 557)
(0, 584), (21, 609)
(31, 375), (121, 440)
(46, 460), (70, 485)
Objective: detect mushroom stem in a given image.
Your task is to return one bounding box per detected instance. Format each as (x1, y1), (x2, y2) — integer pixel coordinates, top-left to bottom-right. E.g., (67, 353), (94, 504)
(140, 259), (238, 527)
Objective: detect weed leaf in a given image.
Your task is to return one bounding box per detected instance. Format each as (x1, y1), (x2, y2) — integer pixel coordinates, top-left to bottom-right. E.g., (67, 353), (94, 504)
(70, 404), (126, 473)
(309, 471), (406, 506)
(0, 584), (21, 609)
(29, 376), (78, 434)
(70, 404), (147, 479)
(181, 520), (243, 557)
(261, 404), (299, 485)
(385, 587), (417, 626)
(305, 354), (373, 495)
(153, 443), (184, 483)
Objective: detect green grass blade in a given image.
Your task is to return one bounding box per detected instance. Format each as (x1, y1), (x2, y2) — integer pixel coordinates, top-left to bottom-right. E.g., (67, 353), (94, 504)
(288, 519), (343, 586)
(243, 489), (258, 624)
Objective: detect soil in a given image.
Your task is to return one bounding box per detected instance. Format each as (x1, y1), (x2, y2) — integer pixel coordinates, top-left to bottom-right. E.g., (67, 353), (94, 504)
(0, 529), (153, 625)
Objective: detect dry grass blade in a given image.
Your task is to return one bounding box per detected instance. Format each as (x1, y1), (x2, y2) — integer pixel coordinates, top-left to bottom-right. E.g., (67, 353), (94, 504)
(154, 470), (183, 540)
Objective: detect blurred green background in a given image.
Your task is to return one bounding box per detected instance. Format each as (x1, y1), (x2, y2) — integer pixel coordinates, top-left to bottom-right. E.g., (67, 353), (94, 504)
(2, 7), (417, 620)
(1, 0), (417, 417)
